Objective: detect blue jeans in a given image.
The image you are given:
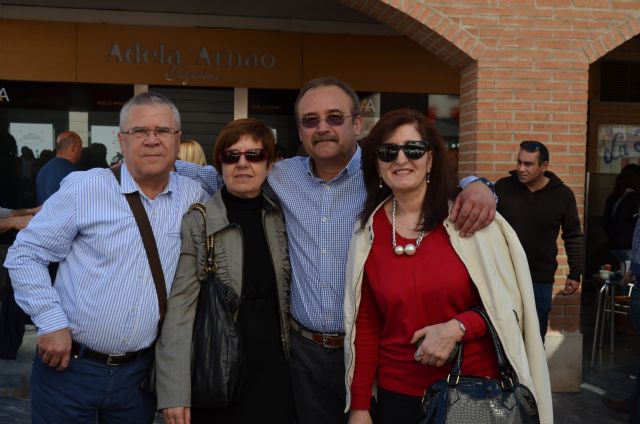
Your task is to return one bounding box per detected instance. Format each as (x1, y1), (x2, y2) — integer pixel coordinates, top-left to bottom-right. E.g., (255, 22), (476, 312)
(630, 287), (640, 424)
(532, 283), (553, 342)
(31, 349), (156, 424)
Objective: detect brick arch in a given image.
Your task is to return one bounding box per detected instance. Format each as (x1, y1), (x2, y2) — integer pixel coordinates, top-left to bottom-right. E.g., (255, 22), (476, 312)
(340, 0), (487, 70)
(583, 14), (640, 63)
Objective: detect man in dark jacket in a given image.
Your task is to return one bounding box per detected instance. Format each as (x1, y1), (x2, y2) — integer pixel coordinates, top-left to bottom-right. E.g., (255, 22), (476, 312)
(496, 140), (583, 341)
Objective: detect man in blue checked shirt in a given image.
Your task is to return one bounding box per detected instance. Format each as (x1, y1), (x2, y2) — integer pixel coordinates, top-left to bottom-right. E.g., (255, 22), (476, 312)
(5, 92), (208, 424)
(175, 76), (497, 424)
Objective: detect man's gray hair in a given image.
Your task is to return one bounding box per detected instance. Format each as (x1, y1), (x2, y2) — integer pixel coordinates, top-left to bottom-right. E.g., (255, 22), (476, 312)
(119, 92), (181, 130)
(294, 76), (360, 120)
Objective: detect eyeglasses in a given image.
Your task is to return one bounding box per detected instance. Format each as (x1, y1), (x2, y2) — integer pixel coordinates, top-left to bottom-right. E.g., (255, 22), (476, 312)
(299, 114), (354, 129)
(219, 149), (268, 164)
(375, 141), (430, 162)
(120, 127), (181, 140)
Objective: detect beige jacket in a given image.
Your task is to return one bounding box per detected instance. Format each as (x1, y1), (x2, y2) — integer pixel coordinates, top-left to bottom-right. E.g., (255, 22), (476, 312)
(155, 190), (291, 409)
(343, 201), (553, 423)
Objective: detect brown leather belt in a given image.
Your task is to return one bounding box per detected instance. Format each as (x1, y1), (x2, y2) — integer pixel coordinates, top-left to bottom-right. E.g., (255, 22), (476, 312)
(71, 341), (151, 366)
(290, 318), (344, 348)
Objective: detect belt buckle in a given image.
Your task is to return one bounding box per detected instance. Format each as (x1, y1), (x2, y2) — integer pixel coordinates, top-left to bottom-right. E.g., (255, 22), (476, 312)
(106, 353), (126, 366)
(322, 333), (339, 348)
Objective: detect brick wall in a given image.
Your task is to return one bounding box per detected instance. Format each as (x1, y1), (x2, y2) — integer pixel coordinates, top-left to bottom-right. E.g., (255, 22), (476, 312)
(343, 0), (640, 335)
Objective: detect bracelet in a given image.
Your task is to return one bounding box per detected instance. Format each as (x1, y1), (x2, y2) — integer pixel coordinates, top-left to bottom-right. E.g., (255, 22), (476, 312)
(454, 318), (466, 336)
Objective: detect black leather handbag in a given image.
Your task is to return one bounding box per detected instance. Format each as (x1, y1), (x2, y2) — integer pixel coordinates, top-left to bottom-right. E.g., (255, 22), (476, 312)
(420, 308), (540, 424)
(189, 203), (246, 408)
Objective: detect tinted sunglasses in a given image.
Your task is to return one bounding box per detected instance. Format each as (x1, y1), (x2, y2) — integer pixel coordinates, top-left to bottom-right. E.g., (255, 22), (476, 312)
(219, 148), (268, 164)
(299, 114), (354, 129)
(375, 141), (430, 162)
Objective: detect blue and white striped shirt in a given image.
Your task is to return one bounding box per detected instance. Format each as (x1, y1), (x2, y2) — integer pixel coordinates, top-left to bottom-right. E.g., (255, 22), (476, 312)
(176, 149), (366, 333)
(5, 163), (208, 353)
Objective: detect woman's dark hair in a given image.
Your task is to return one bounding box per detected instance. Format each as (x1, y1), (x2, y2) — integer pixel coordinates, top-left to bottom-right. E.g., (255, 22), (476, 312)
(360, 108), (456, 230)
(212, 118), (276, 173)
(613, 163), (640, 196)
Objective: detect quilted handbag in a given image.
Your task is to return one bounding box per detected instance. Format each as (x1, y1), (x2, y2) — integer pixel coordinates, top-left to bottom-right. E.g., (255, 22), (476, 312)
(420, 308), (539, 424)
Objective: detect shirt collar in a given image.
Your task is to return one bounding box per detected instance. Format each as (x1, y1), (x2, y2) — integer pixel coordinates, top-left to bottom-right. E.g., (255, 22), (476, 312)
(119, 161), (173, 198)
(305, 144), (362, 182)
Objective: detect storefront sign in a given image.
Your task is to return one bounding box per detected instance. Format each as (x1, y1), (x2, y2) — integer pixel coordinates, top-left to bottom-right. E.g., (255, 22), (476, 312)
(597, 124), (640, 173)
(0, 87), (9, 103)
(76, 25), (301, 88)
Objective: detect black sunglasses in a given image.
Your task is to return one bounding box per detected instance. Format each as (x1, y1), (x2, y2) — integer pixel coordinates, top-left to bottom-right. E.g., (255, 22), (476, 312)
(299, 113), (354, 129)
(375, 141), (430, 162)
(219, 148), (268, 164)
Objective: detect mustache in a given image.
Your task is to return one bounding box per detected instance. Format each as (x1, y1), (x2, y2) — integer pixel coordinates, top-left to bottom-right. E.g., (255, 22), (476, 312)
(312, 134), (338, 145)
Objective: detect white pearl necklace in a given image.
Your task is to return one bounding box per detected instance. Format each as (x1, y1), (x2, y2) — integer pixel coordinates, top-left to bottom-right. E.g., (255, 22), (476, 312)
(391, 197), (425, 256)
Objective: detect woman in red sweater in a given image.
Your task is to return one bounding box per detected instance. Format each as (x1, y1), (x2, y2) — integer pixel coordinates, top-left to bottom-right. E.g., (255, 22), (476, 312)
(347, 108), (505, 424)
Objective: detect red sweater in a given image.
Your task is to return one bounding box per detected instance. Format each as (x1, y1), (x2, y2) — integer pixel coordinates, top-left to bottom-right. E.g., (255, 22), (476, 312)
(350, 208), (501, 409)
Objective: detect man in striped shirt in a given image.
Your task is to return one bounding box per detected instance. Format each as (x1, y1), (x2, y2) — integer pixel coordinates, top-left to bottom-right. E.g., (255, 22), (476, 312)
(175, 77), (497, 424)
(5, 92), (208, 423)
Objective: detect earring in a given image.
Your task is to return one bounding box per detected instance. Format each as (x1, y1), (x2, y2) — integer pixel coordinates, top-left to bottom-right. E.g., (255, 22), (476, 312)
(426, 172), (431, 184)
(378, 177), (384, 189)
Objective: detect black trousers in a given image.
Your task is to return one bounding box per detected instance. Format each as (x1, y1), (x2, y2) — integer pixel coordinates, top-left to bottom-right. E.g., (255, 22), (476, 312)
(374, 386), (425, 424)
(289, 330), (348, 424)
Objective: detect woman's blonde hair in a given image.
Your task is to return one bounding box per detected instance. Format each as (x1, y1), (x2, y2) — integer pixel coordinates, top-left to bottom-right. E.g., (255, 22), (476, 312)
(179, 139), (207, 165)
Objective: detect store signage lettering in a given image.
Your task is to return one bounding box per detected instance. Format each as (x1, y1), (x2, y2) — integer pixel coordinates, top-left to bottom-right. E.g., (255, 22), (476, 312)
(0, 87), (9, 103)
(107, 43), (181, 65)
(360, 98), (376, 113)
(106, 43), (277, 85)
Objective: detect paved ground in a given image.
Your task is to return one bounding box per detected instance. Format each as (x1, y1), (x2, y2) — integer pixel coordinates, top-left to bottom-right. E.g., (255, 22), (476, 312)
(1, 279), (638, 423)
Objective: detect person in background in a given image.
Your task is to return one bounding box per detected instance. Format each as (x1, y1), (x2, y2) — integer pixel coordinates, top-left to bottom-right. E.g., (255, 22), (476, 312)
(36, 131), (83, 204)
(5, 92), (207, 423)
(602, 163), (640, 263)
(77, 143), (109, 170)
(173, 77), (498, 424)
(179, 139), (207, 165)
(157, 118), (293, 424)
(274, 144), (285, 162)
(343, 108), (551, 424)
(630, 217), (640, 423)
(0, 207), (39, 234)
(495, 140), (583, 342)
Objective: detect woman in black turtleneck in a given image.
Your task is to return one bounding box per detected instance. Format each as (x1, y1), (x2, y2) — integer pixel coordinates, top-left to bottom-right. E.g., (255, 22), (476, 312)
(157, 119), (293, 423)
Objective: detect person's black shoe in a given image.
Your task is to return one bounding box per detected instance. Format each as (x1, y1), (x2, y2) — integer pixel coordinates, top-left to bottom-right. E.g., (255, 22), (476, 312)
(602, 396), (631, 413)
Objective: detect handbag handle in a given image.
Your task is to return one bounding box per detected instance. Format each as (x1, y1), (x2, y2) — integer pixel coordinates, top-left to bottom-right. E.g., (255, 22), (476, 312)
(447, 307), (518, 387)
(189, 203), (216, 273)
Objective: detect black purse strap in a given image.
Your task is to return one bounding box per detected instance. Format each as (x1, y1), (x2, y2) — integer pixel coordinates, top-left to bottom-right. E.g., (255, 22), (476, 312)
(111, 165), (167, 323)
(448, 307), (518, 387)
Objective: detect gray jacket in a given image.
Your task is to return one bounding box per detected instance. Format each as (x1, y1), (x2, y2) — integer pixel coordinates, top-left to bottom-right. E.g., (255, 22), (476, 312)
(156, 190), (291, 409)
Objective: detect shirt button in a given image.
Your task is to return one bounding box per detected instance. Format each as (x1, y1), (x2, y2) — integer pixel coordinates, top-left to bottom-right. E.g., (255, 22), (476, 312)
(325, 185), (331, 190)
(321, 217), (328, 223)
(322, 282), (328, 288)
(321, 249), (327, 254)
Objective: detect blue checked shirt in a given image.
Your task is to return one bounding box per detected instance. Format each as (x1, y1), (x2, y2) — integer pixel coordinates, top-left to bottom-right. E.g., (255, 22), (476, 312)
(176, 149), (480, 333)
(5, 163), (208, 354)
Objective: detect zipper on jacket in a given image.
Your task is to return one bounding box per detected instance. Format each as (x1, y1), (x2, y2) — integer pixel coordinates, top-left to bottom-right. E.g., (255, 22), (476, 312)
(262, 210), (290, 360)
